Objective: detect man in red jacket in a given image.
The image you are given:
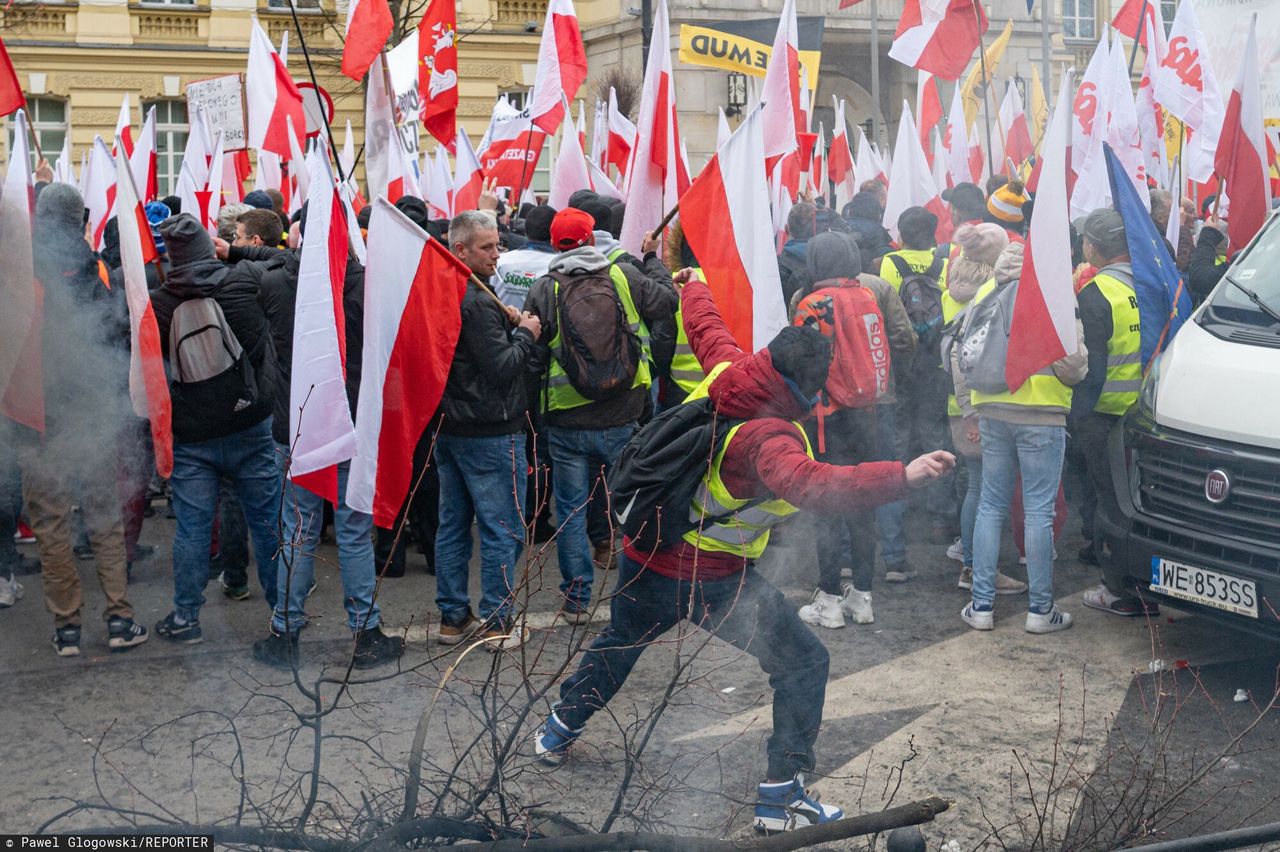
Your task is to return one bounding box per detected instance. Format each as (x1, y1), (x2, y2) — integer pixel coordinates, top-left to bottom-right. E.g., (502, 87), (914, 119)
(535, 270), (954, 833)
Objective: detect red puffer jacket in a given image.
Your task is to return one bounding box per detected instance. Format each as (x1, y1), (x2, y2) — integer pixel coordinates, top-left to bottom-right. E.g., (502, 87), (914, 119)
(625, 280), (908, 581)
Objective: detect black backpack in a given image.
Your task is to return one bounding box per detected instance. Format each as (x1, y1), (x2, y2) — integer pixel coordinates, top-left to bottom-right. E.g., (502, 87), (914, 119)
(551, 269), (640, 401)
(610, 397), (753, 554)
(168, 296), (259, 419)
(891, 251), (946, 354)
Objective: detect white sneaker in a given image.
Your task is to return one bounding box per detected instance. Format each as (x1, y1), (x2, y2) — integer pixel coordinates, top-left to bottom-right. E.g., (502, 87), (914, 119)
(945, 537), (964, 562)
(0, 577), (23, 607)
(1025, 606), (1073, 634)
(960, 601), (994, 631)
(839, 584), (873, 624)
(798, 589), (845, 629)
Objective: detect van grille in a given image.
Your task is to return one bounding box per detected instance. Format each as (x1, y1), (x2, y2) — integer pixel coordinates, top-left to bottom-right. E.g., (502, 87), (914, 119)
(1136, 447), (1280, 548)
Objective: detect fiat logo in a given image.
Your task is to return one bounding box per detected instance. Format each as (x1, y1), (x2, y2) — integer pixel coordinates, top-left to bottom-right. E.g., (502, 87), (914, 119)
(1204, 469), (1232, 504)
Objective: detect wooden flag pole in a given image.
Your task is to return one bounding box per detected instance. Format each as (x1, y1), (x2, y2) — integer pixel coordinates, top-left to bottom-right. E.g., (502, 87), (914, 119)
(972, 0), (997, 177)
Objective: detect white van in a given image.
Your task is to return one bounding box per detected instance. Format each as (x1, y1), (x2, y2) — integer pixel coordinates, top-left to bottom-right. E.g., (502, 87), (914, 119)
(1097, 214), (1280, 640)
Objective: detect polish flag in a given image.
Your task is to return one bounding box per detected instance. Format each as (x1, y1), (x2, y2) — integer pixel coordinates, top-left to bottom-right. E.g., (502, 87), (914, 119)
(113, 145), (172, 477)
(179, 106), (214, 190)
(1152, 0), (1222, 182)
(679, 108), (787, 351)
(760, 0), (802, 163)
(889, 0), (989, 82)
(255, 150), (283, 193)
(810, 122), (825, 200)
(590, 97), (607, 167)
(129, 105), (159, 203)
(341, 0), (392, 81)
(52, 137), (73, 185)
(289, 152), (358, 502)
(84, 137), (116, 250)
(944, 82), (973, 187)
(285, 117), (308, 213)
(247, 19), (305, 157)
(0, 108), (40, 433)
(348, 198), (468, 528)
(828, 97), (856, 211)
(452, 128), (484, 212)
(606, 86), (636, 177)
(619, 0), (689, 254)
(0, 35), (25, 118)
(587, 157), (623, 200)
(385, 126), (421, 204)
(1111, 0), (1167, 55)
(478, 102), (546, 200)
(548, 107), (593, 209)
(528, 0), (588, 135)
(1214, 16), (1270, 255)
(364, 53), (396, 204)
(882, 101), (946, 242)
(114, 95), (134, 158)
(917, 70), (943, 149)
(931, 128), (949, 201)
(429, 146), (455, 218)
(576, 100), (588, 156)
(1006, 70), (1078, 392)
(999, 82), (1034, 171)
(854, 124), (888, 189)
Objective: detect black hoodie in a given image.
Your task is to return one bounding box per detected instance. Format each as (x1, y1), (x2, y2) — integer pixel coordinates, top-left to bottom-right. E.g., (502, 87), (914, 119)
(151, 254), (279, 443)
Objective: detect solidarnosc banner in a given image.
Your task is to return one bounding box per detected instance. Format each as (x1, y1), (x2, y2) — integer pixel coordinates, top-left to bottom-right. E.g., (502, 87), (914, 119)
(678, 16), (824, 83)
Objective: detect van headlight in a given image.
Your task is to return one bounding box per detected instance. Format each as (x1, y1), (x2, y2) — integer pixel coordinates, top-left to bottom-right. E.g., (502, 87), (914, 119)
(1138, 355), (1161, 420)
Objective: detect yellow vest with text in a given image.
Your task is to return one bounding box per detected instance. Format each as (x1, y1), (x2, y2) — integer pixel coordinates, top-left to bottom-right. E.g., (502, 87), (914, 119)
(967, 279), (1073, 413)
(679, 362), (811, 559)
(669, 267), (707, 393)
(543, 264), (652, 412)
(879, 248), (949, 293)
(1090, 269), (1141, 416)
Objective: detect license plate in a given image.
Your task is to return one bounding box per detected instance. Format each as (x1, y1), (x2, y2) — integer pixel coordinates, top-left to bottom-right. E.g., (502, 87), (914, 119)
(1150, 558), (1258, 619)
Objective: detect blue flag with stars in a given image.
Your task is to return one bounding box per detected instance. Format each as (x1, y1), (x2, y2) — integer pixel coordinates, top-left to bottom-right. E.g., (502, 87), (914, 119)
(1103, 144), (1194, 371)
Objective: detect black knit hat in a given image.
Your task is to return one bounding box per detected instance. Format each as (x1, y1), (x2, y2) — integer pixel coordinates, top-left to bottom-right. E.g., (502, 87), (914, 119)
(767, 326), (832, 399)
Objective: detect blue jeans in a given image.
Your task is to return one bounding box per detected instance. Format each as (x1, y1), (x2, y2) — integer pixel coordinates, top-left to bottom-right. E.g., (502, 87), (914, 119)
(547, 423), (636, 611)
(874, 405), (906, 565)
(557, 553), (830, 781)
(961, 455), (982, 567)
(434, 432), (527, 623)
(272, 453), (379, 634)
(170, 418), (282, 622)
(972, 418), (1065, 611)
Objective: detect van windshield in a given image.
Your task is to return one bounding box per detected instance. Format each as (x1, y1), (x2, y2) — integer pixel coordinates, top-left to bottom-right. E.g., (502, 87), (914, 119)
(1211, 216), (1280, 323)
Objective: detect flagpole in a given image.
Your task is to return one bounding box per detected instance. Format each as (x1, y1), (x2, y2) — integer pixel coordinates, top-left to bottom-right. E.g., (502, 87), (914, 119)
(972, 0), (997, 177)
(1039, 1), (1051, 111)
(870, 0), (881, 148)
(1127, 0), (1149, 75)
(284, 0), (346, 185)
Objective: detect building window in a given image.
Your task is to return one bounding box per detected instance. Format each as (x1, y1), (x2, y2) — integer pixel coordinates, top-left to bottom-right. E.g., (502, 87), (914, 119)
(1061, 0), (1095, 41)
(146, 99), (188, 198)
(7, 96), (68, 171)
(267, 0), (320, 9)
(138, 0), (197, 5)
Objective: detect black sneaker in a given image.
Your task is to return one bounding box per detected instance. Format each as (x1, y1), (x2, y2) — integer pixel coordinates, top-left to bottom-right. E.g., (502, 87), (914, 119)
(13, 553), (41, 576)
(129, 544), (156, 563)
(53, 624), (81, 657)
(251, 629), (300, 670)
(352, 626), (405, 669)
(155, 612), (203, 644)
(219, 572), (251, 601)
(107, 616), (149, 652)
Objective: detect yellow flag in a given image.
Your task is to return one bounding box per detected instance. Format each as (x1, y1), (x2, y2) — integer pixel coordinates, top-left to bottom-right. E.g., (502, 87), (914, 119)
(1029, 64), (1049, 148)
(961, 20), (1014, 129)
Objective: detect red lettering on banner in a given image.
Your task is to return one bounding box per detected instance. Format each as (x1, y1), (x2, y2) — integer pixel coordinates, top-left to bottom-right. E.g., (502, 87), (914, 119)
(1073, 82), (1098, 135)
(1161, 36), (1204, 93)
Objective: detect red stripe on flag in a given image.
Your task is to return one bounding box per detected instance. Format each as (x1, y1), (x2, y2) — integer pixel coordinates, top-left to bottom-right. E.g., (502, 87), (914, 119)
(138, 300), (173, 477)
(680, 155), (754, 349)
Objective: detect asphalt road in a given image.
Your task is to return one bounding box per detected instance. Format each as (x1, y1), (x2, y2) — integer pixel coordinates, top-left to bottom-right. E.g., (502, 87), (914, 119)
(1, 507), (1277, 850)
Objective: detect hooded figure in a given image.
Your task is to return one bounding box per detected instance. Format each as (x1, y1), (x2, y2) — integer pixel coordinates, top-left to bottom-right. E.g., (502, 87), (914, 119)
(534, 273), (951, 834)
(841, 190), (894, 265)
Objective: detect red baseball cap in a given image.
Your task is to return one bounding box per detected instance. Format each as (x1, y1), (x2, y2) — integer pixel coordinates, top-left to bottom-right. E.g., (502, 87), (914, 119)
(550, 208), (595, 250)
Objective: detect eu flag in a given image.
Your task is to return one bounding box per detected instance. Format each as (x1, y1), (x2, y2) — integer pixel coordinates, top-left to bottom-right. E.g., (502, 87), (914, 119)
(1103, 144), (1194, 371)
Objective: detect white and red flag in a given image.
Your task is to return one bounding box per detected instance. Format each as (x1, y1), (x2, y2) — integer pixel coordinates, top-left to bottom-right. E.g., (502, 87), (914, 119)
(348, 198), (469, 528)
(384, 125), (422, 204)
(917, 70), (943, 149)
(882, 101), (945, 242)
(943, 82), (975, 187)
(288, 152), (358, 502)
(1006, 70), (1078, 391)
(760, 0), (802, 164)
(426, 146), (454, 218)
(247, 19), (305, 158)
(364, 53), (396, 203)
(716, 106), (732, 151)
(419, 0), (459, 149)
(84, 136), (116, 250)
(605, 86), (636, 177)
(0, 108), (40, 433)
(810, 121), (826, 200)
(1214, 15), (1270, 255)
(528, 0), (588, 135)
(828, 97), (856, 210)
(113, 142), (172, 478)
(1111, 0), (1167, 53)
(854, 124), (888, 189)
(619, 0), (688, 253)
(890, 0), (989, 82)
(52, 137), (74, 185)
(0, 34), (25, 118)
(478, 101), (546, 200)
(549, 104), (593, 209)
(590, 97), (607, 167)
(1153, 0), (1223, 182)
(999, 82), (1034, 172)
(680, 108), (787, 351)
(1136, 18), (1170, 190)
(452, 128), (485, 212)
(587, 156), (623, 200)
(114, 94), (134, 158)
(129, 105), (158, 203)
(341, 0), (392, 81)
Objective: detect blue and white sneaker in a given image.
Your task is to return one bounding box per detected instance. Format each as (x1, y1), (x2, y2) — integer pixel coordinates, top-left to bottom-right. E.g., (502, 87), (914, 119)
(533, 709), (583, 767)
(753, 773), (844, 833)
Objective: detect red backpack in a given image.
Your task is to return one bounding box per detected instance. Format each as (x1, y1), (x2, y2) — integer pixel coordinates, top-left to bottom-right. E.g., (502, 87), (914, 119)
(793, 279), (890, 415)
